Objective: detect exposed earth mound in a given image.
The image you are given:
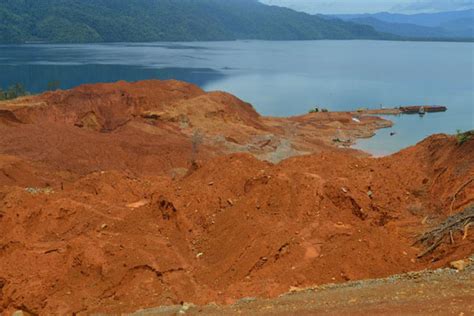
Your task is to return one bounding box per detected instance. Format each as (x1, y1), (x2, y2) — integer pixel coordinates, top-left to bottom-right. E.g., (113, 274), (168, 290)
(0, 80), (472, 315)
(0, 80), (390, 174)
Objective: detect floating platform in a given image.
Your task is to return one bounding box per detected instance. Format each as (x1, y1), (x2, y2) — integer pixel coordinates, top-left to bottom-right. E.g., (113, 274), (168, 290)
(399, 105), (447, 114)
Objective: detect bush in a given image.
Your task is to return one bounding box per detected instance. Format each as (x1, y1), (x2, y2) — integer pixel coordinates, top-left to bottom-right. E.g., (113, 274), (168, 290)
(0, 83), (29, 101)
(456, 129), (473, 145)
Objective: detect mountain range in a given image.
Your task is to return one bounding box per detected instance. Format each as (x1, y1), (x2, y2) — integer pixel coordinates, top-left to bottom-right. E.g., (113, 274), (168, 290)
(335, 9), (473, 39)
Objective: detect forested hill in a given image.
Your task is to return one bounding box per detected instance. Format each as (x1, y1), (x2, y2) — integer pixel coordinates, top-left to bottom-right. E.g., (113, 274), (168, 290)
(0, 0), (385, 44)
(335, 9), (474, 40)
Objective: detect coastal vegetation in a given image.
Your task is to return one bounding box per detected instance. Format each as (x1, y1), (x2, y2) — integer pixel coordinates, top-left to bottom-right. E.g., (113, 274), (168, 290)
(0, 81), (59, 101)
(0, 83), (28, 101)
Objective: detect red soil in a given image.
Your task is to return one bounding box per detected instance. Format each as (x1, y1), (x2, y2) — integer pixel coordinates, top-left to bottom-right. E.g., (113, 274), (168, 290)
(0, 80), (472, 314)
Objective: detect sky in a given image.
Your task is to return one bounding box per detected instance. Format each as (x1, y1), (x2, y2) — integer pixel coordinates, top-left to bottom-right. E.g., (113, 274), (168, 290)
(259, 0), (474, 14)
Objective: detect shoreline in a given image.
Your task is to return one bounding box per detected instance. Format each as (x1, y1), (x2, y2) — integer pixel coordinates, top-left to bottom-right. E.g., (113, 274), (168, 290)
(362, 105), (447, 116)
(2, 82), (453, 161)
(1, 81), (394, 163)
(4, 37), (474, 45)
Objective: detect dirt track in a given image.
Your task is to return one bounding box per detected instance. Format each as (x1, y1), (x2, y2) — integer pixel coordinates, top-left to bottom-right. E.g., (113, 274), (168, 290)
(130, 263), (474, 315)
(0, 80), (472, 315)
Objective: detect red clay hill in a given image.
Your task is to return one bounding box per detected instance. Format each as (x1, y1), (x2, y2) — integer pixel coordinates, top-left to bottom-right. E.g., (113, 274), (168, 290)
(0, 80), (472, 314)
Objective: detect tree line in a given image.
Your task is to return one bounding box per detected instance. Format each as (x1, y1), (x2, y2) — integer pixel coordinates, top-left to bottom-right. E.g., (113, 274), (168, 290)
(0, 81), (61, 101)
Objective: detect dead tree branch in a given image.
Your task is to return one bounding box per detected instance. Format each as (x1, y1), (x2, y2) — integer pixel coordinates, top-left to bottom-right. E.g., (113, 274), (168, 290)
(415, 204), (474, 258)
(450, 178), (474, 213)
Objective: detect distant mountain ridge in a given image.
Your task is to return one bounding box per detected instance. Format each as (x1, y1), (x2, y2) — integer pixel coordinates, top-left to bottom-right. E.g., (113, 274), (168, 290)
(335, 9), (474, 39)
(0, 0), (384, 44)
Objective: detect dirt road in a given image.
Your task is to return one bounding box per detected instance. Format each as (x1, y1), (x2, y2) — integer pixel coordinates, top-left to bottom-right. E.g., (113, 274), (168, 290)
(131, 264), (474, 316)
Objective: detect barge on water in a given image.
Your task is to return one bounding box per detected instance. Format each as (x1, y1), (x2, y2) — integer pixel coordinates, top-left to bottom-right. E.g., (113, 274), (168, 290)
(399, 105), (447, 114)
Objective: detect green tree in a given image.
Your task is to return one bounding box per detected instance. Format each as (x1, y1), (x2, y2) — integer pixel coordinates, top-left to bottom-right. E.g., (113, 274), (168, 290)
(6, 85), (17, 100)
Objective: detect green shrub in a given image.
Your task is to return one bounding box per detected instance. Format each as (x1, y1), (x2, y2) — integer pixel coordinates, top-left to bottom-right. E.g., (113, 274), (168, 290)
(456, 129), (473, 145)
(0, 83), (29, 101)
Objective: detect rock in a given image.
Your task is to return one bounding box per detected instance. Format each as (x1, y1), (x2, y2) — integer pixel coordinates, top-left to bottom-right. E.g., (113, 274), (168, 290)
(289, 286), (303, 293)
(126, 199), (150, 209)
(141, 111), (165, 120)
(178, 303), (194, 314)
(450, 259), (469, 271)
(237, 297), (257, 304)
(12, 311), (31, 316)
(24, 187), (54, 195)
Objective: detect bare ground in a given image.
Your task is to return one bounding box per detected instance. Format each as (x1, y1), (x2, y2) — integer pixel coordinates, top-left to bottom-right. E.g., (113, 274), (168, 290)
(130, 262), (474, 316)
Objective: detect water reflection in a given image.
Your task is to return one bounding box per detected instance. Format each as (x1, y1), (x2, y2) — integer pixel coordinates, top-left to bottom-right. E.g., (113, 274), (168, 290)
(0, 64), (223, 93)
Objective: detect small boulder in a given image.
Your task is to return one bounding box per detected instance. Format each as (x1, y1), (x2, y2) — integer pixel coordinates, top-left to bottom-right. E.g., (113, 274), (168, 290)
(450, 259), (470, 271)
(126, 199), (150, 209)
(12, 311), (31, 316)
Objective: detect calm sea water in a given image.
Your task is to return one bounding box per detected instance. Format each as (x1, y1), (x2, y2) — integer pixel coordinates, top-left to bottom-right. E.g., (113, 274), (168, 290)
(0, 40), (472, 155)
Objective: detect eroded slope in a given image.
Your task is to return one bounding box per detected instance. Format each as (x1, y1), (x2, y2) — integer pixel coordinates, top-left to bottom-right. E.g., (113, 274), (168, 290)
(0, 80), (472, 314)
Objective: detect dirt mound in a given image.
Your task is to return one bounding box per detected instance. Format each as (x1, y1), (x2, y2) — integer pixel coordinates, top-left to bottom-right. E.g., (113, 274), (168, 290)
(0, 80), (391, 176)
(0, 81), (472, 314)
(387, 134), (474, 213)
(0, 135), (473, 314)
(0, 110), (23, 126)
(7, 80), (204, 130)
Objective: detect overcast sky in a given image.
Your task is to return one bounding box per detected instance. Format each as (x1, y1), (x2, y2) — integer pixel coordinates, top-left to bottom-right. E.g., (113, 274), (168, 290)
(259, 0), (474, 14)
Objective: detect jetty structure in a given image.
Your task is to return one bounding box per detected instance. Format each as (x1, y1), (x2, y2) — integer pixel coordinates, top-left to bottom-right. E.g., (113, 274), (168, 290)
(361, 105), (448, 116)
(399, 105), (447, 114)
